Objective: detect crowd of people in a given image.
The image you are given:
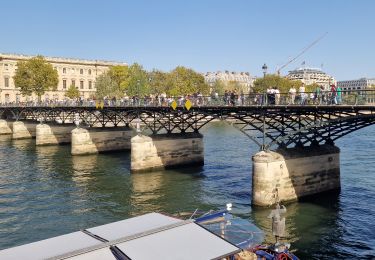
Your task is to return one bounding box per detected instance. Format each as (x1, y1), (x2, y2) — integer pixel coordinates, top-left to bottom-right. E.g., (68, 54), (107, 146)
(255, 84), (343, 106)
(0, 84), (347, 107)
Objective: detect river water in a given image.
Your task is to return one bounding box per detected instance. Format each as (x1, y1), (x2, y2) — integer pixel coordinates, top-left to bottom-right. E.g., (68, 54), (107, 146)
(0, 122), (374, 259)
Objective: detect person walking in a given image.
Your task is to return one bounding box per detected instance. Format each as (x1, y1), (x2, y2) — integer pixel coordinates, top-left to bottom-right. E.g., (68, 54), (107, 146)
(299, 84), (306, 105)
(330, 84), (337, 105)
(289, 86), (296, 105)
(336, 85), (342, 104)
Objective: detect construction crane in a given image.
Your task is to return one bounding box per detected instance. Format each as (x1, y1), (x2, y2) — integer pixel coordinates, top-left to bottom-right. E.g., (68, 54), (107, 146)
(276, 32), (328, 76)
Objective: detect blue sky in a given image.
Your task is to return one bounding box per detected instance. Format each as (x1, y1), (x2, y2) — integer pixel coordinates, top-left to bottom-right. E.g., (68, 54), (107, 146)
(1, 0), (374, 80)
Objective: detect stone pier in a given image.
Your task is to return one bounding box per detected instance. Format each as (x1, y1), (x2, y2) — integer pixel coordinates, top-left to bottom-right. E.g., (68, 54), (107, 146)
(252, 144), (340, 206)
(36, 124), (76, 146)
(131, 133), (204, 173)
(71, 127), (133, 155)
(12, 121), (37, 139)
(0, 120), (12, 135)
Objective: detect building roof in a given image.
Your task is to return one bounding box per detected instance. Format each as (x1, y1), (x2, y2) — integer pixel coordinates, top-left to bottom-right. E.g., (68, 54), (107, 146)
(288, 67), (327, 75)
(0, 213), (240, 260)
(0, 53), (127, 67)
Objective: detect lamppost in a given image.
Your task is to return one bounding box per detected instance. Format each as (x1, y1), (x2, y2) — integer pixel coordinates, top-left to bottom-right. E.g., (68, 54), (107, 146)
(262, 63), (268, 78)
(136, 79), (140, 106)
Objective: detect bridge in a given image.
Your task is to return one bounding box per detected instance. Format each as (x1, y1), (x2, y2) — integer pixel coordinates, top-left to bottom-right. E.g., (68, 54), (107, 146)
(1, 92), (374, 206)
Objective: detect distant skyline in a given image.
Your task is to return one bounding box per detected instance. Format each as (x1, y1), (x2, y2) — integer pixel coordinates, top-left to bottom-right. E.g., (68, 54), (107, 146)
(1, 0), (374, 80)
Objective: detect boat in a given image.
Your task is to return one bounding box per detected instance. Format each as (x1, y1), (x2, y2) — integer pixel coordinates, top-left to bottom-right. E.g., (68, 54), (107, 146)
(0, 203), (298, 259)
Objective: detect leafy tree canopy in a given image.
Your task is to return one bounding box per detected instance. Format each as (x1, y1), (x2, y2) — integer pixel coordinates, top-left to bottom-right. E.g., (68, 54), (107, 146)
(65, 85), (80, 99)
(211, 80), (226, 95)
(122, 63), (150, 97)
(13, 55), (59, 100)
(148, 70), (169, 95)
(95, 73), (119, 99)
(95, 64), (210, 98)
(168, 66), (210, 96)
(253, 74), (302, 93)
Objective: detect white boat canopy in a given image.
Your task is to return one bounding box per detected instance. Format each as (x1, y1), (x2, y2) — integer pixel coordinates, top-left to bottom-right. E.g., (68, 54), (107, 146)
(0, 213), (241, 260)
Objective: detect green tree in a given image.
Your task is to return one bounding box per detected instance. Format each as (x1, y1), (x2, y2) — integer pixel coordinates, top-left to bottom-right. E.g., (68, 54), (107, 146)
(148, 70), (169, 94)
(305, 83), (319, 93)
(95, 65), (130, 99)
(211, 80), (226, 95)
(65, 85), (80, 99)
(121, 63), (150, 97)
(168, 66), (210, 96)
(253, 74), (302, 93)
(13, 55), (59, 100)
(107, 65), (129, 92)
(95, 73), (119, 99)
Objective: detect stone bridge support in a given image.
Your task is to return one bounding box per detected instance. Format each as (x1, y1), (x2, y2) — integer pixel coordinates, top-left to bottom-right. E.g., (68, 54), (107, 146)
(131, 133), (204, 173)
(12, 121), (37, 139)
(0, 120), (12, 135)
(252, 144), (340, 206)
(71, 127), (133, 155)
(36, 124), (76, 146)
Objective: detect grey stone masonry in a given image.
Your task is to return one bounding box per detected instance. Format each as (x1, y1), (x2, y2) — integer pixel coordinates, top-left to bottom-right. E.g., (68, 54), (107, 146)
(252, 145), (340, 206)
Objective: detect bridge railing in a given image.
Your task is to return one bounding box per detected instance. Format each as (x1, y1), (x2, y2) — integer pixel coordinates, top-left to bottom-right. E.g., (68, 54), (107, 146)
(1, 89), (375, 108)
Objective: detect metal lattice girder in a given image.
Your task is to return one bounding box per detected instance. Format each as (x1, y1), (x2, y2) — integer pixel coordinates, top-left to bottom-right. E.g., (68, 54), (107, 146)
(0, 105), (374, 149)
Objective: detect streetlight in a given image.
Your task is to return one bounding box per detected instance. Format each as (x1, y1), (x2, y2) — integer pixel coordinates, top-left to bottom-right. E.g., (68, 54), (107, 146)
(136, 79), (140, 106)
(262, 63), (268, 78)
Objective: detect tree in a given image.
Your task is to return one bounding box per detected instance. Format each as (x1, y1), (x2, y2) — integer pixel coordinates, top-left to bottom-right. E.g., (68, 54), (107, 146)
(95, 73), (119, 99)
(65, 85), (80, 99)
(168, 66), (210, 96)
(13, 55), (59, 100)
(211, 80), (226, 95)
(122, 63), (150, 97)
(253, 74), (302, 94)
(305, 83), (319, 93)
(95, 65), (129, 99)
(148, 69), (169, 94)
(107, 65), (129, 92)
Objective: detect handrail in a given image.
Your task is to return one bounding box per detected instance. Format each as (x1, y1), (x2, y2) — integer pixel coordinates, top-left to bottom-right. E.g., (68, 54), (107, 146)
(0, 89), (374, 108)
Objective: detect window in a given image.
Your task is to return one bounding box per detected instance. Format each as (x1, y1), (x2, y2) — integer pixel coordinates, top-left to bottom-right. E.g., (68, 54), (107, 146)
(63, 68), (66, 74)
(80, 80), (84, 89)
(5, 94), (10, 102)
(88, 81), (92, 89)
(63, 79), (67, 89)
(4, 77), (9, 88)
(72, 80), (76, 87)
(4, 64), (8, 70)
(80, 69), (83, 75)
(88, 69), (91, 75)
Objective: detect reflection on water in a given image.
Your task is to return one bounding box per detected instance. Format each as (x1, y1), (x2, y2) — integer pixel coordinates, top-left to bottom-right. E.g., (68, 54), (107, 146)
(0, 134), (11, 143)
(11, 138), (34, 151)
(0, 123), (374, 259)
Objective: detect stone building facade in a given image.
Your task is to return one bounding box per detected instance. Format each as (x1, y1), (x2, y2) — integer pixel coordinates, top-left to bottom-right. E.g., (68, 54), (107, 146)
(337, 78), (375, 91)
(0, 53), (126, 103)
(203, 71), (254, 92)
(286, 67), (335, 89)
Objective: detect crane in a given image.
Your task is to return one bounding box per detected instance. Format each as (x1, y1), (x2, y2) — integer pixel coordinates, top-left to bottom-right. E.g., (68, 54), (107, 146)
(276, 32), (328, 76)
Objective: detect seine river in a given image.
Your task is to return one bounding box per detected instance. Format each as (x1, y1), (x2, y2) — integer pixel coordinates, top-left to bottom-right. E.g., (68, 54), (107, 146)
(0, 122), (374, 259)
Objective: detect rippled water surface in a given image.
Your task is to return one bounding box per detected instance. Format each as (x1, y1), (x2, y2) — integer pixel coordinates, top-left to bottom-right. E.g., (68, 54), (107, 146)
(0, 122), (374, 259)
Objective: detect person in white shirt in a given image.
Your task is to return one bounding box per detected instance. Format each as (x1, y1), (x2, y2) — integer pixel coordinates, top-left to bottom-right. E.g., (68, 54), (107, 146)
(299, 84), (306, 105)
(289, 87), (296, 104)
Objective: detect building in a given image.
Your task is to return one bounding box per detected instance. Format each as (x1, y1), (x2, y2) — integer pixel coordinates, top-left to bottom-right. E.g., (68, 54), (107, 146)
(203, 71), (254, 92)
(337, 78), (375, 91)
(0, 53), (127, 103)
(286, 67), (335, 89)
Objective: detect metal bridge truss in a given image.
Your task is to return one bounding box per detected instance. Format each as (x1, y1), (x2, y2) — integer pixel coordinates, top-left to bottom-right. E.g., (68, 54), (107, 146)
(1, 106), (374, 150)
